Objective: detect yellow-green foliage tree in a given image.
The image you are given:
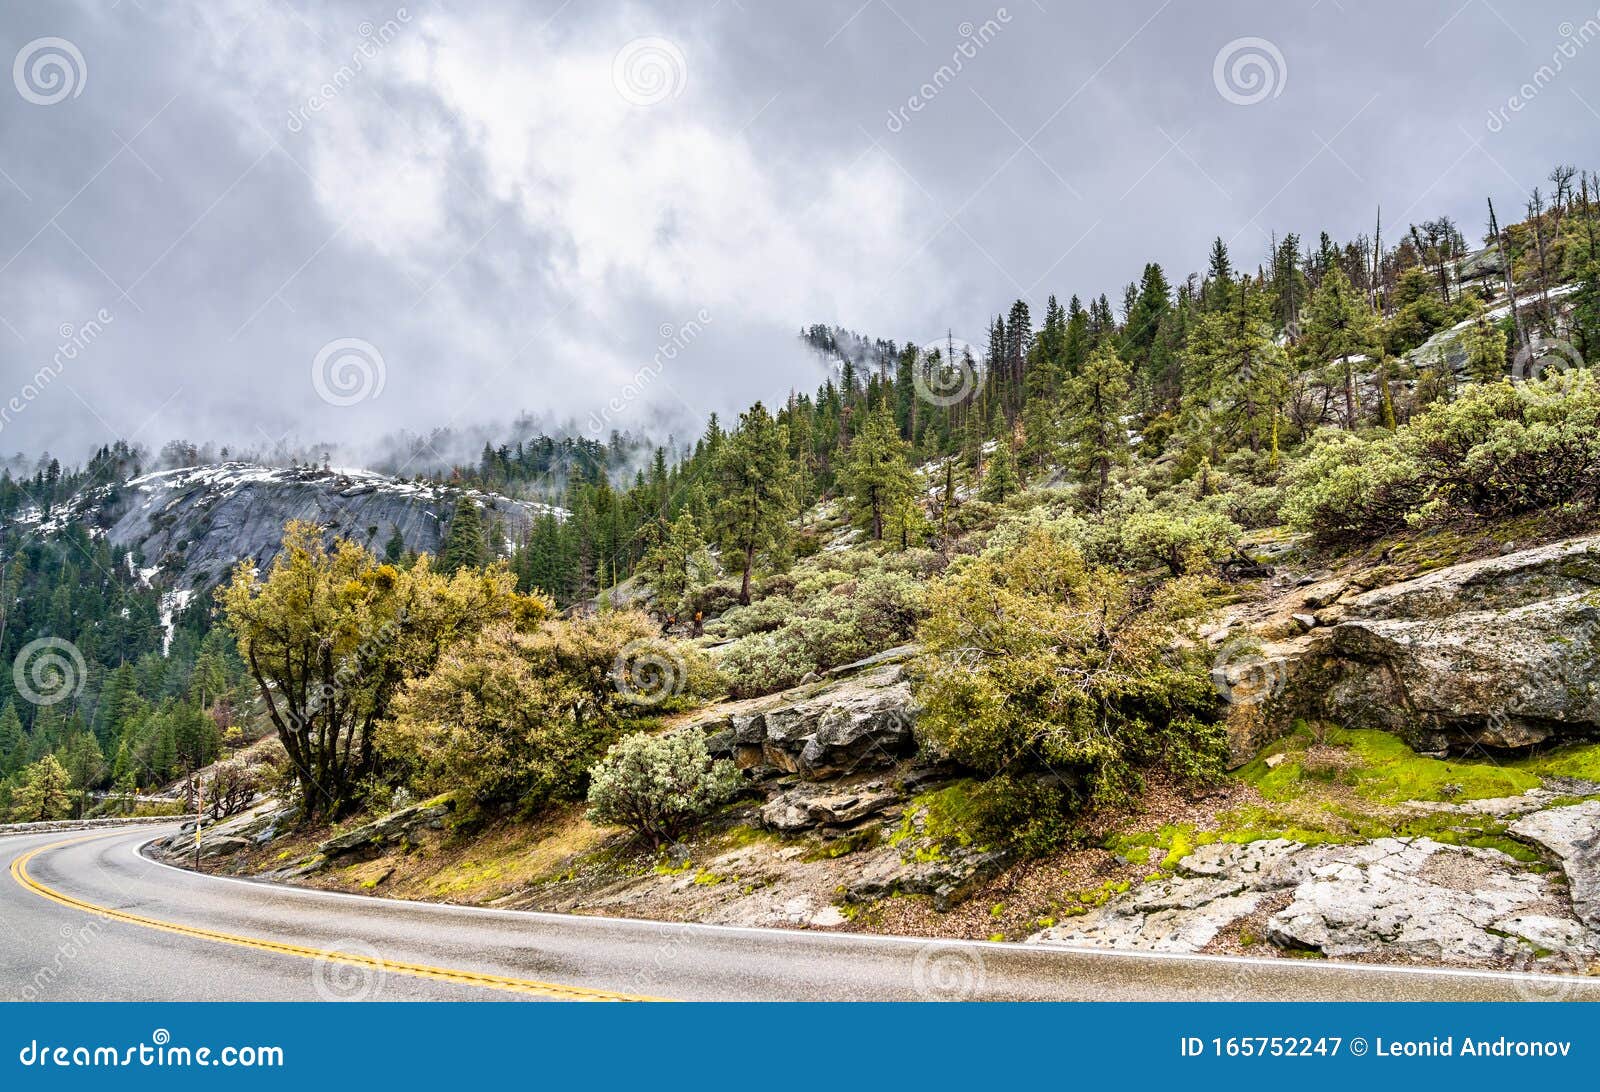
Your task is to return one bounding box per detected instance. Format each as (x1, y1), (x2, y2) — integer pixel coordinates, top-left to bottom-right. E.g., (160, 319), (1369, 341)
(915, 524), (1223, 807)
(9, 754), (75, 822)
(381, 611), (713, 813)
(219, 521), (549, 821)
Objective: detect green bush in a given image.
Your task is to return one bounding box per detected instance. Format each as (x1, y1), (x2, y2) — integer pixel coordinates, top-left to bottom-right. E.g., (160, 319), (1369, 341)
(914, 524), (1225, 811)
(1117, 504), (1243, 576)
(1283, 375), (1600, 543)
(717, 560), (928, 698)
(381, 612), (708, 814)
(586, 731), (743, 848)
(967, 775), (1075, 857)
(1280, 429), (1427, 543)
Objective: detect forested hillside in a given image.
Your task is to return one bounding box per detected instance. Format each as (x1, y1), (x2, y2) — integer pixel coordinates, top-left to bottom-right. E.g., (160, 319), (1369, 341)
(3, 163), (1598, 852)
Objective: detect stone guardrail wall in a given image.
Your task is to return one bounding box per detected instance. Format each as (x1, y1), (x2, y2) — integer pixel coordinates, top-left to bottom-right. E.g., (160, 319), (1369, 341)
(0, 815), (180, 837)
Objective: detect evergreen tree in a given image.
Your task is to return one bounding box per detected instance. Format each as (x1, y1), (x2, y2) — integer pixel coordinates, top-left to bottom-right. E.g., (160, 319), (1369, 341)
(980, 429), (1020, 502)
(1019, 389), (1057, 478)
(1062, 295), (1091, 377)
(440, 500), (485, 573)
(1462, 312), (1508, 383)
(9, 754), (75, 821)
(1181, 275), (1288, 457)
(1064, 344), (1132, 511)
(1122, 262), (1172, 379)
(1572, 259), (1600, 364)
(839, 404), (915, 541)
(712, 403), (797, 604)
(1300, 263), (1381, 428)
(383, 523), (406, 564)
(636, 512), (717, 611)
(1036, 295), (1068, 393)
(0, 700), (23, 777)
(1202, 237), (1234, 312)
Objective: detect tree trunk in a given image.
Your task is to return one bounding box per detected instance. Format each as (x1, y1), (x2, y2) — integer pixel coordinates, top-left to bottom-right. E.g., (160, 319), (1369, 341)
(1342, 356), (1357, 429)
(1489, 198), (1531, 362)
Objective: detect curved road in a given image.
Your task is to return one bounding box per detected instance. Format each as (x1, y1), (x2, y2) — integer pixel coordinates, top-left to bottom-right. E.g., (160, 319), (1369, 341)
(3, 826), (1597, 1002)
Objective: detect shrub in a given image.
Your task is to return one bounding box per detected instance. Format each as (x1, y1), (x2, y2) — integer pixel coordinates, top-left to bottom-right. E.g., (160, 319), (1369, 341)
(203, 760), (262, 820)
(1281, 429), (1428, 543)
(713, 595), (793, 638)
(586, 731), (743, 848)
(1117, 505), (1243, 577)
(8, 755), (76, 822)
(381, 611), (701, 814)
(717, 569), (926, 698)
(1410, 374), (1600, 519)
(914, 524), (1224, 810)
(1283, 375), (1600, 543)
(967, 775), (1075, 857)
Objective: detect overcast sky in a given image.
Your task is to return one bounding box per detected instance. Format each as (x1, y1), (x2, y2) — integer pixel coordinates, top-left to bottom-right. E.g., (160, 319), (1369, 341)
(0, 0), (1593, 467)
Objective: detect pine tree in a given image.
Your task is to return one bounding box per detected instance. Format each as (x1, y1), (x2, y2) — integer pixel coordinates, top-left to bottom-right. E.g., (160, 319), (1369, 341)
(1300, 263), (1381, 428)
(637, 511), (717, 611)
(383, 524), (406, 564)
(1019, 391), (1057, 478)
(1202, 237), (1234, 312)
(1462, 312), (1508, 383)
(1122, 262), (1172, 379)
(0, 700), (23, 777)
(712, 402), (797, 604)
(1572, 259), (1600, 364)
(440, 500), (485, 574)
(9, 754), (75, 821)
(980, 421), (1020, 502)
(1064, 344), (1132, 511)
(1036, 295), (1068, 394)
(1181, 275), (1288, 456)
(839, 404), (915, 541)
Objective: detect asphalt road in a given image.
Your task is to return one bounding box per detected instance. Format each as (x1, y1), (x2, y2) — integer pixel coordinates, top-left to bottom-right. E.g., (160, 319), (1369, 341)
(3, 825), (1597, 1002)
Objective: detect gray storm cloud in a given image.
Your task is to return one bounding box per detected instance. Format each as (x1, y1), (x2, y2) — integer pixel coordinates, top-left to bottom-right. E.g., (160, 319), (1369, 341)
(0, 0), (1587, 464)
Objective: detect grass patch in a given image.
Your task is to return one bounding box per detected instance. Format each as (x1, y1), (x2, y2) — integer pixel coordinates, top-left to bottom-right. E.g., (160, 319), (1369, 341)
(1239, 724), (1540, 804)
(1512, 742), (1600, 783)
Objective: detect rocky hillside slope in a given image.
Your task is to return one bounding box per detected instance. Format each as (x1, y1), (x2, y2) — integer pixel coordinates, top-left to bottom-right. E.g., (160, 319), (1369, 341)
(1215, 531), (1600, 761)
(173, 527), (1600, 975)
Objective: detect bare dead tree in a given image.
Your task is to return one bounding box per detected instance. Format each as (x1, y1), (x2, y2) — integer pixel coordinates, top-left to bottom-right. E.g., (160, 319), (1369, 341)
(1488, 197), (1531, 360)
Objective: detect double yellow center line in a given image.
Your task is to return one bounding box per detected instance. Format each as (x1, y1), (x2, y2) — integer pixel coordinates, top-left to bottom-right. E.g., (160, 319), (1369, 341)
(10, 833), (658, 1002)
